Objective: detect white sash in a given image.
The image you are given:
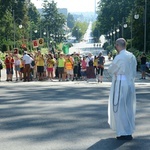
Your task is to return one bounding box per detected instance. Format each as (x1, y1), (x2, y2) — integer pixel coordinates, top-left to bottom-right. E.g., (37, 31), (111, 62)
(116, 75), (126, 80)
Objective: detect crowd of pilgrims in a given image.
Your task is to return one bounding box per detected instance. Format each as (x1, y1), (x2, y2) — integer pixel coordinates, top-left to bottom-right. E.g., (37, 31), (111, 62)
(3, 50), (105, 82)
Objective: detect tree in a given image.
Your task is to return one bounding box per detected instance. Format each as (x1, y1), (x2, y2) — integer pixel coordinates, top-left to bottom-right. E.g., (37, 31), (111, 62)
(28, 3), (41, 41)
(42, 0), (66, 34)
(67, 13), (75, 29)
(72, 21), (88, 41)
(92, 21), (101, 42)
(132, 0), (150, 53)
(0, 0), (29, 50)
(95, 0), (150, 53)
(96, 0), (133, 35)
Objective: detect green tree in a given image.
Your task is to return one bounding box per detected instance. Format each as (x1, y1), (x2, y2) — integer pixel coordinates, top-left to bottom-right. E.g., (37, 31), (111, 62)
(67, 13), (75, 29)
(42, 0), (66, 44)
(0, 0), (29, 50)
(95, 0), (150, 53)
(92, 21), (101, 42)
(42, 0), (66, 34)
(96, 0), (133, 35)
(132, 0), (150, 53)
(28, 3), (41, 41)
(72, 21), (88, 41)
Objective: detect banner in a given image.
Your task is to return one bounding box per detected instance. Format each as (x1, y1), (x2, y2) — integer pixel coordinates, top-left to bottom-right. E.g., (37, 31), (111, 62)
(33, 40), (38, 48)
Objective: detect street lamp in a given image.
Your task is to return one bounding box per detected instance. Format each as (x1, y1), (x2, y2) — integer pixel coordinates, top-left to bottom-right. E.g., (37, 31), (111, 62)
(113, 30), (115, 44)
(107, 33), (110, 45)
(144, 0), (147, 53)
(109, 32), (113, 45)
(116, 29), (120, 32)
(43, 31), (48, 48)
(123, 24), (128, 28)
(116, 28), (120, 38)
(43, 32), (46, 36)
(34, 30), (37, 34)
(122, 23), (127, 38)
(134, 14), (139, 20)
(14, 18), (23, 48)
(131, 13), (139, 48)
(19, 25), (23, 29)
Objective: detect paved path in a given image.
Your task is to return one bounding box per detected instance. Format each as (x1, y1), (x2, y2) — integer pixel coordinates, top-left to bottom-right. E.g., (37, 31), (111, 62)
(0, 55), (150, 150)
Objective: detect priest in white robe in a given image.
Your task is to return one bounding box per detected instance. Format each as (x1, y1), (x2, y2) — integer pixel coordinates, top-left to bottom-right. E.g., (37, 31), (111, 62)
(108, 38), (137, 140)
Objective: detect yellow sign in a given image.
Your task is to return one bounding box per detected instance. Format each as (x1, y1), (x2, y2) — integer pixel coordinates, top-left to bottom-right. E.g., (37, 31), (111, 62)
(38, 38), (44, 46)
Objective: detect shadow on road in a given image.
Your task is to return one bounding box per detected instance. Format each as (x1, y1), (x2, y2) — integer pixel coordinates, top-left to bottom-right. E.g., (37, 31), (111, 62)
(87, 138), (126, 150)
(0, 84), (110, 145)
(87, 136), (150, 150)
(0, 83), (150, 149)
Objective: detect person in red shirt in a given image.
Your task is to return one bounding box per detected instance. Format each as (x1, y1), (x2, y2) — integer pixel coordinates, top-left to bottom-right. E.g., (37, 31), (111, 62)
(4, 54), (14, 81)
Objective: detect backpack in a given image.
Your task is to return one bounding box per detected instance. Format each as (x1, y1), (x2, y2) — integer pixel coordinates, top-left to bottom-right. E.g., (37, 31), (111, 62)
(31, 60), (35, 67)
(88, 59), (93, 66)
(98, 56), (104, 65)
(0, 62), (3, 70)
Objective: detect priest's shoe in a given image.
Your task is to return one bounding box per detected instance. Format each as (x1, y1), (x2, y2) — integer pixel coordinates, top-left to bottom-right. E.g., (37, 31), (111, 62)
(116, 135), (133, 140)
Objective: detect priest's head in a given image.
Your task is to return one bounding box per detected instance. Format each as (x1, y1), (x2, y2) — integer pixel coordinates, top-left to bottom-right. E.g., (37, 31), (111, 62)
(115, 38), (126, 53)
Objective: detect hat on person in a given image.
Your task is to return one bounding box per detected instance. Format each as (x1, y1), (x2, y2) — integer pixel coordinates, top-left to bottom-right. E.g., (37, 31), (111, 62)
(24, 51), (27, 54)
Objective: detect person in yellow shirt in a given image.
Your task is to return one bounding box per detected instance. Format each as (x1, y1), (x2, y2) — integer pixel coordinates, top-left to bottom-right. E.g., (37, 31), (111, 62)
(65, 54), (74, 81)
(57, 54), (66, 81)
(47, 54), (55, 81)
(35, 50), (44, 81)
(94, 55), (98, 75)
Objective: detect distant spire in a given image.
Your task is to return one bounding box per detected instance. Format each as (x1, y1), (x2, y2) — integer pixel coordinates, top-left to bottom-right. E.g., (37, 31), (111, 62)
(94, 0), (96, 14)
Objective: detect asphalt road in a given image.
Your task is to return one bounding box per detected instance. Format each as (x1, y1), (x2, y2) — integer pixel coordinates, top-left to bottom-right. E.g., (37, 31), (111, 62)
(0, 76), (150, 150)
(0, 45), (150, 150)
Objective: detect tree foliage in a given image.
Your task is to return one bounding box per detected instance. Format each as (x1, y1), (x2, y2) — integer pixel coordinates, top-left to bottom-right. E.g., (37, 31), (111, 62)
(72, 22), (88, 41)
(0, 0), (67, 51)
(92, 21), (101, 42)
(0, 0), (28, 50)
(95, 0), (150, 53)
(67, 13), (75, 29)
(42, 0), (66, 34)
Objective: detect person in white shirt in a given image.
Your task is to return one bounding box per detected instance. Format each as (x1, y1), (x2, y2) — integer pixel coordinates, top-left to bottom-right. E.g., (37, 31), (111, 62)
(23, 51), (33, 82)
(14, 55), (21, 81)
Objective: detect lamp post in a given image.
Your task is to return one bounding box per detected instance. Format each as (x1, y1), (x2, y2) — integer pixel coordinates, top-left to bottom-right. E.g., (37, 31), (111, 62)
(122, 23), (127, 38)
(29, 23), (33, 51)
(121, 18), (128, 38)
(113, 30), (116, 44)
(144, 0), (147, 53)
(110, 32), (113, 45)
(14, 17), (23, 48)
(43, 32), (46, 36)
(34, 30), (38, 35)
(43, 31), (47, 48)
(131, 13), (139, 48)
(116, 28), (120, 38)
(107, 33), (110, 45)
